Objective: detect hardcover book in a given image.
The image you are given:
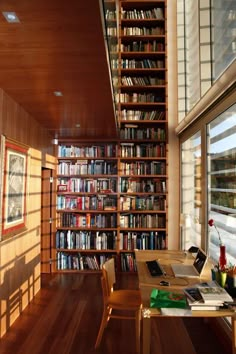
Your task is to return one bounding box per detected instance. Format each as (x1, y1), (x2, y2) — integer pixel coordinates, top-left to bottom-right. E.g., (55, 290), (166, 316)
(187, 299), (221, 311)
(198, 281), (233, 305)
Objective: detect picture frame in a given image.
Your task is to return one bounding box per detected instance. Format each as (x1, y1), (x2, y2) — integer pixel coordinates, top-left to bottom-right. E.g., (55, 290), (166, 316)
(1, 137), (28, 239)
(57, 184), (67, 192)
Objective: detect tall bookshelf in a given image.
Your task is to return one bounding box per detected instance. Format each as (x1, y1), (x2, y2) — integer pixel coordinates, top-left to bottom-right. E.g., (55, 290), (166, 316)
(54, 0), (168, 273)
(117, 0), (168, 271)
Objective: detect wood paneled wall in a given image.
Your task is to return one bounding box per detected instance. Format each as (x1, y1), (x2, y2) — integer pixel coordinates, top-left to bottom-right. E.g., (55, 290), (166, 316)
(0, 88), (55, 337)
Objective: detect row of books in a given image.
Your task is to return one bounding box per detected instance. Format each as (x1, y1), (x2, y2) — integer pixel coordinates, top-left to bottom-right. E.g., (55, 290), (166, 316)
(120, 142), (166, 158)
(121, 7), (164, 20)
(120, 126), (166, 140)
(105, 9), (116, 20)
(184, 281), (234, 311)
(57, 195), (166, 212)
(58, 144), (117, 158)
(57, 177), (117, 193)
(121, 177), (166, 193)
(57, 252), (113, 271)
(121, 59), (164, 69)
(121, 76), (165, 86)
(120, 213), (165, 228)
(58, 160), (117, 176)
(56, 229), (167, 252)
(120, 231), (166, 251)
(120, 253), (137, 272)
(107, 27), (117, 37)
(57, 195), (117, 211)
(56, 230), (116, 250)
(118, 92), (165, 103)
(122, 26), (164, 36)
(120, 161), (166, 175)
(121, 41), (164, 53)
(58, 212), (117, 228)
(120, 195), (166, 211)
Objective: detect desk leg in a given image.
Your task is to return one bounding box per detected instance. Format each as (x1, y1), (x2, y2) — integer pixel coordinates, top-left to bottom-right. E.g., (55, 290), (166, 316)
(142, 312), (151, 354)
(232, 314), (236, 354)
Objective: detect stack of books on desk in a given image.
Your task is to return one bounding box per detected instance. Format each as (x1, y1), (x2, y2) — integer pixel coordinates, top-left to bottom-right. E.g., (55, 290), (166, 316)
(184, 281), (234, 311)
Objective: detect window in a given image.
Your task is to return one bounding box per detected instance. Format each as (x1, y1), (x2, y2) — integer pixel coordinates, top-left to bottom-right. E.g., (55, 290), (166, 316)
(211, 0), (236, 80)
(181, 131), (202, 250)
(207, 105), (236, 265)
(177, 0), (236, 121)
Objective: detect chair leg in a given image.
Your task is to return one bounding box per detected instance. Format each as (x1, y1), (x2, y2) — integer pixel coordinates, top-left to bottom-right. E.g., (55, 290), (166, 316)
(95, 306), (110, 349)
(106, 307), (112, 324)
(135, 308), (141, 354)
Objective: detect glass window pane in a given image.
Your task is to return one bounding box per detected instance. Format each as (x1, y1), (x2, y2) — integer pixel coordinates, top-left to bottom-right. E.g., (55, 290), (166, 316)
(207, 104), (236, 265)
(181, 131), (202, 250)
(211, 0), (236, 80)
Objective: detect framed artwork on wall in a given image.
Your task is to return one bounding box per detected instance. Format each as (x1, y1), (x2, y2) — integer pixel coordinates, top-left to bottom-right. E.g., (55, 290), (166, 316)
(1, 136), (29, 240)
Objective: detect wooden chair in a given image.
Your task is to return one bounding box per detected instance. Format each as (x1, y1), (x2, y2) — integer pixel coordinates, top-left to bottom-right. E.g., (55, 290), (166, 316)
(95, 257), (142, 353)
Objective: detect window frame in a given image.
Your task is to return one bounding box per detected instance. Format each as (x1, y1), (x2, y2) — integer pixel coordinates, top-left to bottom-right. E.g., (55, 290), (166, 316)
(178, 86), (236, 255)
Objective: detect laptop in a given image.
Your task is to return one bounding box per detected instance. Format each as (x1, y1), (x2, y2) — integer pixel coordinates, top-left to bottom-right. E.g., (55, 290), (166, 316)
(171, 248), (207, 278)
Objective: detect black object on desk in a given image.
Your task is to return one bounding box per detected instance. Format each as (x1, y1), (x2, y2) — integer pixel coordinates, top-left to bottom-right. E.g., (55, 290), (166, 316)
(146, 260), (166, 277)
(188, 246), (199, 253)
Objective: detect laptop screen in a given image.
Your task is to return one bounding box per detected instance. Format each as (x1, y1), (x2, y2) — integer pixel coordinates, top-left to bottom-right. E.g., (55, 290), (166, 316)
(193, 248), (207, 274)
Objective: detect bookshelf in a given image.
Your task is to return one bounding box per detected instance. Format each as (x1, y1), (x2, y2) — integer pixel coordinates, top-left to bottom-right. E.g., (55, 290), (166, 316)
(54, 0), (168, 273)
(55, 141), (119, 272)
(117, 0), (167, 271)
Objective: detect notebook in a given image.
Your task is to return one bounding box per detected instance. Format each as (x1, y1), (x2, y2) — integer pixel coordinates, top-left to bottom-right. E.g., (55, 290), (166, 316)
(171, 248), (207, 278)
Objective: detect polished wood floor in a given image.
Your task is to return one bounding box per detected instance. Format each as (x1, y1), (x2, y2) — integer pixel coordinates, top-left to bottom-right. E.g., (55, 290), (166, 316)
(0, 273), (231, 354)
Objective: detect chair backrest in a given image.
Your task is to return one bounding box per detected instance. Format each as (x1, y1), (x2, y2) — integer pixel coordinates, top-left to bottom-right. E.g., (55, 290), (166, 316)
(102, 258), (116, 298)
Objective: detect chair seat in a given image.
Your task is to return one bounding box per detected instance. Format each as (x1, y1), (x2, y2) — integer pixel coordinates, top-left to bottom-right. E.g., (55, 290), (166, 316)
(108, 289), (142, 309)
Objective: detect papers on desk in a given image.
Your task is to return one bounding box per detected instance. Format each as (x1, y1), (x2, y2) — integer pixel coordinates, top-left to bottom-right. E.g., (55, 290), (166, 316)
(160, 308), (192, 316)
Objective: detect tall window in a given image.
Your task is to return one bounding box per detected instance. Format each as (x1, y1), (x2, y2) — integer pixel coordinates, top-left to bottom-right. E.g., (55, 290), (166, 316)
(211, 0), (236, 80)
(181, 131), (202, 250)
(177, 0), (236, 121)
(207, 105), (236, 265)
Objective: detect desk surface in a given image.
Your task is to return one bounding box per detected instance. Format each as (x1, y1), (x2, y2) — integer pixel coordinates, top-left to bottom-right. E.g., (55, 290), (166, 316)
(135, 249), (235, 317)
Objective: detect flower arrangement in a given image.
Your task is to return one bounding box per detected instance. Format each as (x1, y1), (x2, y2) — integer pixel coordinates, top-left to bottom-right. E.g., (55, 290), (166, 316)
(208, 218), (227, 270)
(208, 218), (222, 245)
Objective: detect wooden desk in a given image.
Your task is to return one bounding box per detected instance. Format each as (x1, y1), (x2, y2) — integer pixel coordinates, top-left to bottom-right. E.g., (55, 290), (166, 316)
(135, 249), (236, 354)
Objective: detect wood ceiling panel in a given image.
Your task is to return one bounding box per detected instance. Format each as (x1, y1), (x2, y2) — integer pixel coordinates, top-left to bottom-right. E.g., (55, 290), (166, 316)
(0, 0), (117, 139)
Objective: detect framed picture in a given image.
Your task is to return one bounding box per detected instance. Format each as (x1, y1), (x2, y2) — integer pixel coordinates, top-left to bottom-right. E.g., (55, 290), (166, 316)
(57, 184), (67, 192)
(1, 138), (28, 239)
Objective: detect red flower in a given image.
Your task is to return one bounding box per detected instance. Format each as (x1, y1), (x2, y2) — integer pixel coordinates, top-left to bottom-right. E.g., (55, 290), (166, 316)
(208, 219), (214, 227)
(208, 219), (222, 245)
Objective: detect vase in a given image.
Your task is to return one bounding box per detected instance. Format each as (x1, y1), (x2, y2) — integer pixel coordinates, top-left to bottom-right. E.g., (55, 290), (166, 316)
(215, 271), (227, 288)
(219, 244), (227, 270)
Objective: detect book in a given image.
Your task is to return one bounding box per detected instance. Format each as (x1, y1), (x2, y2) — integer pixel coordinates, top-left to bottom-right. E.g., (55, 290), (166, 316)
(184, 287), (203, 303)
(198, 281), (233, 305)
(187, 299), (221, 311)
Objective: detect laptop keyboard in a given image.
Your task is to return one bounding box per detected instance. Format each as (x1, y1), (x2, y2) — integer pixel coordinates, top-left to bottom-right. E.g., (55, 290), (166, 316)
(146, 260), (165, 277)
(172, 264), (197, 276)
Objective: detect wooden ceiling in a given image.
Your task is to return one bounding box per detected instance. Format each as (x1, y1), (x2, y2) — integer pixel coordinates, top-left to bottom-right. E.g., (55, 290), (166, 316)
(0, 0), (118, 139)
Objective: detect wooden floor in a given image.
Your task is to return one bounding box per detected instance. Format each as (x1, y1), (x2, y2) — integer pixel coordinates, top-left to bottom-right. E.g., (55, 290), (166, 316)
(0, 273), (232, 354)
